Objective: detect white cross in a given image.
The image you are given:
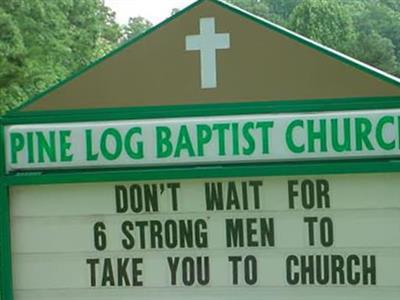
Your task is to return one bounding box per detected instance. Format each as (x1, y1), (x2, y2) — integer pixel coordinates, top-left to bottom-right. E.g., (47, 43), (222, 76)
(185, 18), (230, 89)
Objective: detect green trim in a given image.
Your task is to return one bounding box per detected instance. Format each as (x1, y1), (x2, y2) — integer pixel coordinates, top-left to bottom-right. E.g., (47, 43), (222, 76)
(0, 120), (13, 300)
(7, 0), (399, 116)
(7, 0), (206, 115)
(3, 96), (400, 125)
(0, 185), (13, 300)
(5, 159), (400, 186)
(0, 119), (5, 177)
(213, 0), (400, 88)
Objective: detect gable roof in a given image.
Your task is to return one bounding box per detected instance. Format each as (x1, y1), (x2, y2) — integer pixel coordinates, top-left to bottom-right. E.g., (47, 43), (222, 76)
(12, 0), (400, 113)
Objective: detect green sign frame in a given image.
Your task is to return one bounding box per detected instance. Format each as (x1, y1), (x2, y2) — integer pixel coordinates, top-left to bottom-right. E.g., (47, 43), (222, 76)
(2, 97), (400, 300)
(1, 1), (400, 297)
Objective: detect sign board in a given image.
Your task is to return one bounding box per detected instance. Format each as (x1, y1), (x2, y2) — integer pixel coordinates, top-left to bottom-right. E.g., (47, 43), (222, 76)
(5, 108), (400, 172)
(10, 173), (400, 300)
(2, 1), (400, 300)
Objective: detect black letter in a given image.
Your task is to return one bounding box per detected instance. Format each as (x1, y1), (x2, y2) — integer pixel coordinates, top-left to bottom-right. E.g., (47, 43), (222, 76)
(286, 255), (299, 285)
(226, 219), (244, 247)
(117, 258), (130, 286)
(244, 255), (258, 285)
(87, 258), (100, 287)
(121, 221), (135, 250)
(205, 183), (223, 210)
(167, 257), (180, 285)
(115, 185), (128, 213)
(304, 217), (318, 246)
(249, 181), (262, 209)
(363, 255), (376, 285)
(132, 258), (143, 286)
(288, 180), (298, 209)
(167, 183), (181, 211)
(228, 256), (242, 285)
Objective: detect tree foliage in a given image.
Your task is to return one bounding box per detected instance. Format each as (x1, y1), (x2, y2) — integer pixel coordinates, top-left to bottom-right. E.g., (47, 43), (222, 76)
(0, 1), (130, 114)
(289, 0), (356, 54)
(227, 0), (400, 77)
(122, 17), (152, 41)
(350, 1), (400, 73)
(228, 0), (271, 19)
(0, 8), (25, 88)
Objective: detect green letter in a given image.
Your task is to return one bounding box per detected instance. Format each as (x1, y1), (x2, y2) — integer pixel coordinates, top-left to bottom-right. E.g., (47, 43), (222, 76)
(256, 121), (274, 154)
(100, 128), (123, 160)
(37, 131), (56, 163)
(86, 130), (99, 161)
(307, 120), (327, 153)
(355, 118), (374, 151)
(10, 132), (25, 164)
(174, 125), (195, 158)
(242, 122), (255, 155)
(125, 127), (143, 159)
(376, 116), (395, 150)
(27, 132), (35, 163)
(231, 123), (240, 155)
(156, 127), (173, 158)
(286, 120), (305, 153)
(196, 124), (212, 157)
(213, 123), (230, 156)
(331, 118), (351, 152)
(60, 130), (73, 162)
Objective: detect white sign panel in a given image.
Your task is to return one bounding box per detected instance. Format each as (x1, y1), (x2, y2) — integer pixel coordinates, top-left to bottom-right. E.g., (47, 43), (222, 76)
(5, 108), (400, 172)
(10, 173), (400, 300)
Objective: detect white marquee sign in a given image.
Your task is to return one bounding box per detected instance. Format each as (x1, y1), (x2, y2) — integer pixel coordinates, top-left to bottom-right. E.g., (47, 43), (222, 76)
(11, 173), (400, 300)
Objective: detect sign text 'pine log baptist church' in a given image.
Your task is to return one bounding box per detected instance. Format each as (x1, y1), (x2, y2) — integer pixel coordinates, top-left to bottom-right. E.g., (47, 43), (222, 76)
(1, 1), (400, 300)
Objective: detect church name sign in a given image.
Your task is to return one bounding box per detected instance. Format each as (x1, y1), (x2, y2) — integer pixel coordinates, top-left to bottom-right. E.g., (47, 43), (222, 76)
(5, 108), (400, 172)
